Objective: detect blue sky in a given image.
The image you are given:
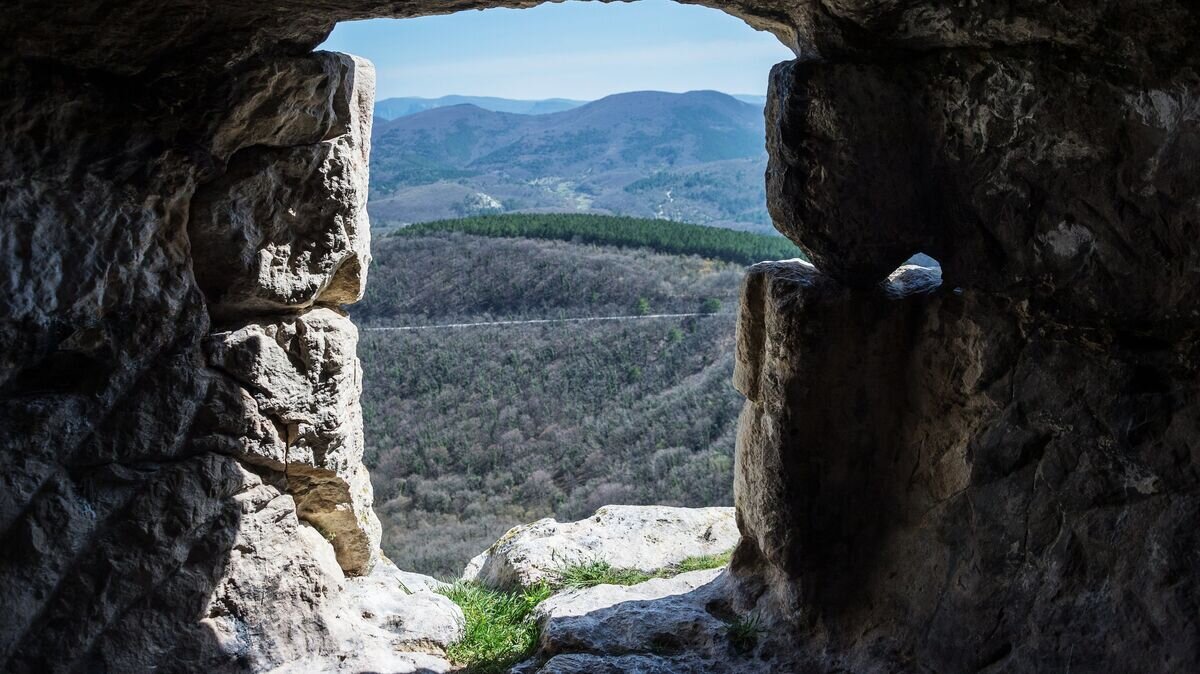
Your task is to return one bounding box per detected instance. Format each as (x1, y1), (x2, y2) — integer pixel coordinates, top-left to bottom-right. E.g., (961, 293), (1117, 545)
(318, 0), (793, 100)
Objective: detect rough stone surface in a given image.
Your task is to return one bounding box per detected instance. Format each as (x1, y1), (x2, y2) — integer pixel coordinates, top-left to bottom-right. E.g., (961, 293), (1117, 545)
(191, 51), (373, 318)
(206, 467), (459, 673)
(463, 505), (738, 589)
(0, 43), (393, 671)
(197, 307), (381, 575)
(341, 557), (464, 655)
(518, 569), (778, 673)
(731, 260), (1200, 672)
(766, 50), (1200, 323)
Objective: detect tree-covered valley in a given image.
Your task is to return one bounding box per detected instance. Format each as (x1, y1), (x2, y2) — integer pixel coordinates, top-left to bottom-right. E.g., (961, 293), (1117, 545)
(352, 215), (803, 576)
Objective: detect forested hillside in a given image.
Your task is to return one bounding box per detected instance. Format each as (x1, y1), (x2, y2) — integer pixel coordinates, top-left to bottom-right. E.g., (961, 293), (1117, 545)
(393, 213), (802, 267)
(351, 215), (789, 576)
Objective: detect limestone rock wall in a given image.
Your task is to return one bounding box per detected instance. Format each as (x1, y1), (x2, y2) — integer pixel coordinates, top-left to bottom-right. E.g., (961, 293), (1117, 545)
(732, 262), (1200, 671)
(733, 2), (1200, 668)
(0, 45), (405, 671)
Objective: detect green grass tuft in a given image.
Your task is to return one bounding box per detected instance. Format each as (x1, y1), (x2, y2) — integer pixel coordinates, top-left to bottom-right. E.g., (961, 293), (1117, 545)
(554, 560), (655, 589)
(726, 613), (764, 653)
(440, 551), (734, 671)
(440, 581), (553, 673)
(670, 550), (732, 574)
(553, 550), (732, 590)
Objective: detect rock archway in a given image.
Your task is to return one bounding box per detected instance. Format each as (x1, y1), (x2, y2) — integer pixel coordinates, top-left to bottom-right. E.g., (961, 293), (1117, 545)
(1, 1), (1197, 672)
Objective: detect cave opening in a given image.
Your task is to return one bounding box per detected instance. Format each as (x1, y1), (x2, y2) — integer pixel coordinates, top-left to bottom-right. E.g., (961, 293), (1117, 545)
(320, 0), (796, 583)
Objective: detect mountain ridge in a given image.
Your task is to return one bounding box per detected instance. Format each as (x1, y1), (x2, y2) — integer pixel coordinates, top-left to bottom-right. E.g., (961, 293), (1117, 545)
(373, 91), (767, 120)
(368, 90), (772, 233)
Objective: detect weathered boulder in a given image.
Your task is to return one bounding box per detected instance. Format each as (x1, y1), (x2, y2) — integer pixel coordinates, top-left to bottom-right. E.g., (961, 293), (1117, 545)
(462, 505), (738, 589)
(525, 654), (719, 674)
(340, 557), (464, 655)
(191, 51), (372, 318)
(519, 569), (776, 673)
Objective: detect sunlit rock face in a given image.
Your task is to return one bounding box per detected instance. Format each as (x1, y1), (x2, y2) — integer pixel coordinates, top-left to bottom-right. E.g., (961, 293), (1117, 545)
(1, 0), (1198, 671)
(191, 51), (372, 318)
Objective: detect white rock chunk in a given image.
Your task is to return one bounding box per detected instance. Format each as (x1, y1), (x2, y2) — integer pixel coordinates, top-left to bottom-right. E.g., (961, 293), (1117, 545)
(462, 505), (738, 589)
(338, 557), (463, 655)
(191, 51), (373, 317)
(198, 307), (381, 575)
(535, 569), (728, 652)
(203, 463), (460, 674)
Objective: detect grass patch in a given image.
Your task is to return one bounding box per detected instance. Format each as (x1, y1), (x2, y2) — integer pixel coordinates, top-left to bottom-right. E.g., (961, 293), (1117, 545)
(440, 581), (553, 673)
(555, 560), (655, 589)
(726, 613), (764, 653)
(670, 550), (732, 574)
(552, 550), (732, 589)
(440, 551), (733, 671)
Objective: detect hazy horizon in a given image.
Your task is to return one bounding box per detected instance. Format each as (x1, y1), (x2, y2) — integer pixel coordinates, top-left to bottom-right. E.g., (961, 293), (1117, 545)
(318, 0), (793, 100)
(373, 90), (769, 103)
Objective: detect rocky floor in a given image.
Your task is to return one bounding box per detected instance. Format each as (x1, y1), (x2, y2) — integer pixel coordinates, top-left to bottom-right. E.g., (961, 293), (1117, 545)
(450, 505), (778, 673)
(519, 568), (777, 674)
(246, 504), (761, 673)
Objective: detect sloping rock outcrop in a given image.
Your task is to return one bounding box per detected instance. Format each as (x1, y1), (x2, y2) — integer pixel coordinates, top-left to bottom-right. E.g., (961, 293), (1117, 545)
(463, 505), (738, 590)
(523, 569), (773, 674)
(198, 307), (380, 575)
(197, 466), (463, 672)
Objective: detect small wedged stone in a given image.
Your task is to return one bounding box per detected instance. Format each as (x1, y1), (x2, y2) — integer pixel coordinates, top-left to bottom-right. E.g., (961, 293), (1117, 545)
(462, 505), (738, 590)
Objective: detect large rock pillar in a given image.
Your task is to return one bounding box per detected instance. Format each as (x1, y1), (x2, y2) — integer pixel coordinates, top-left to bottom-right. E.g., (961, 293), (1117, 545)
(732, 22), (1200, 671)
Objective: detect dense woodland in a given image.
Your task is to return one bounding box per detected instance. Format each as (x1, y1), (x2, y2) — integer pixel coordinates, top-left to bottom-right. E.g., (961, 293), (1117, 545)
(392, 213), (802, 267)
(353, 215), (793, 576)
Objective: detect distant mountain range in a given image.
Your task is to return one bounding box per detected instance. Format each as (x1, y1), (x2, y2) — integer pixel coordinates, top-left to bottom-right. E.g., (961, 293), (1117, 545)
(374, 96), (588, 120)
(373, 94), (767, 120)
(368, 90), (772, 233)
